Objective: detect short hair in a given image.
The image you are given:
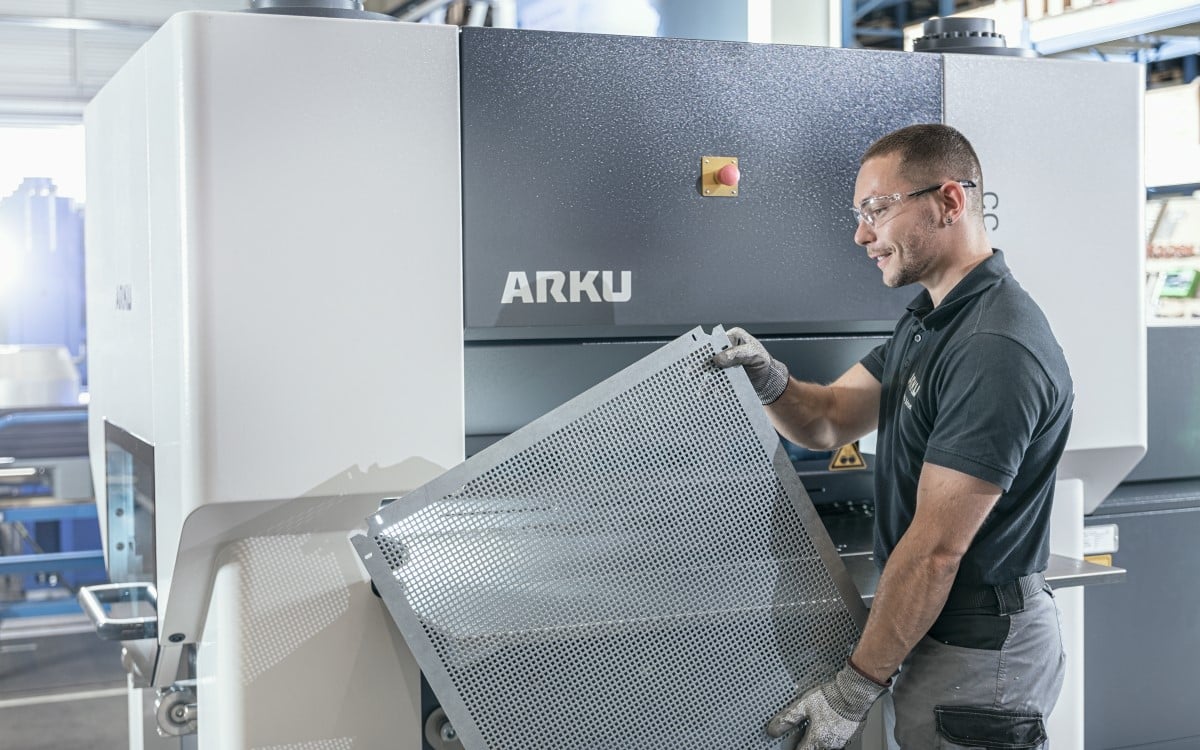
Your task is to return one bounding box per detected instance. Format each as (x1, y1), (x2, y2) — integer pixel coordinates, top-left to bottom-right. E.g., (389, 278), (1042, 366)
(862, 124), (984, 214)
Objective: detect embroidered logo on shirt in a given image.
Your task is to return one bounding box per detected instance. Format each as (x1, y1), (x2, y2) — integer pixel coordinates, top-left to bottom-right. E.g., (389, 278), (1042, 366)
(903, 373), (920, 411)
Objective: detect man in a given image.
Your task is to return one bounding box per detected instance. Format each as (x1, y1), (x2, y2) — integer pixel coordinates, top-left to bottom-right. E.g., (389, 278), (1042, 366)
(713, 124), (1071, 749)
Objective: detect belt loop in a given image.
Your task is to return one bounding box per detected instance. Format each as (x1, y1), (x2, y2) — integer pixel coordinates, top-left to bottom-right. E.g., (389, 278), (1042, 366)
(993, 579), (1026, 615)
(993, 583), (1008, 615)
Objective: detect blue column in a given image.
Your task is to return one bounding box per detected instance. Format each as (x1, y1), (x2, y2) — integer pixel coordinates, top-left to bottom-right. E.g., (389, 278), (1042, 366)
(843, 0), (857, 47)
(1184, 54), (1198, 84)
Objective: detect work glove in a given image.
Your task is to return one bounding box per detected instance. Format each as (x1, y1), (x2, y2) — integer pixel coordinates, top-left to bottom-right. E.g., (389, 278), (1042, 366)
(710, 327), (790, 405)
(766, 663), (889, 750)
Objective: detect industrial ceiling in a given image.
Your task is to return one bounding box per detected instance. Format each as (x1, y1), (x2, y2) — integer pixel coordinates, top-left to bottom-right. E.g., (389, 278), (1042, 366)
(1, 0), (1197, 124)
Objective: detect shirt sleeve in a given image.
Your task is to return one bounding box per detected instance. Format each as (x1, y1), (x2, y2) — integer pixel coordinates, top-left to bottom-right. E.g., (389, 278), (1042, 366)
(923, 333), (1059, 491)
(860, 340), (888, 382)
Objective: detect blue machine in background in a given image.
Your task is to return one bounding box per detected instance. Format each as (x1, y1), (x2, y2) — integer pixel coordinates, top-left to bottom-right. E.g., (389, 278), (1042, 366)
(0, 177), (102, 619)
(0, 177), (87, 384)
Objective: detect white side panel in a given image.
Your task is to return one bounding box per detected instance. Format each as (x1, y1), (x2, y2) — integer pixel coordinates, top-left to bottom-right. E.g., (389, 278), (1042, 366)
(144, 19), (191, 608)
(86, 11), (463, 747)
(182, 11), (465, 503)
(200, 557), (247, 750)
(200, 532), (422, 749)
(84, 46), (155, 560)
(1048, 479), (1085, 748)
(87, 9), (465, 610)
(944, 55), (1146, 513)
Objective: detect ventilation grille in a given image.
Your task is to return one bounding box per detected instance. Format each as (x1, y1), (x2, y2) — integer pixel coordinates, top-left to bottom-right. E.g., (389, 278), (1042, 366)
(354, 327), (866, 749)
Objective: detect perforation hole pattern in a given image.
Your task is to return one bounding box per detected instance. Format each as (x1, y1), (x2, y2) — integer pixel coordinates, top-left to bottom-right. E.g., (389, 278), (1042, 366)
(365, 336), (861, 749)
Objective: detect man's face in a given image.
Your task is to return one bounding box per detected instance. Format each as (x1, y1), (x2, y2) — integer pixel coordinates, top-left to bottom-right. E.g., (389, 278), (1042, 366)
(852, 154), (942, 289)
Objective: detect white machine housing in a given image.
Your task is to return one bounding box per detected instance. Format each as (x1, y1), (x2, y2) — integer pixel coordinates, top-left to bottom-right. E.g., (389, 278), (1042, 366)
(85, 12), (463, 748)
(946, 56), (1147, 513)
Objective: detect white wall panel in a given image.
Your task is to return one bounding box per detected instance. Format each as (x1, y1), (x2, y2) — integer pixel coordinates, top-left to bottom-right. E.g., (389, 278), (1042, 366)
(1146, 81), (1200, 188)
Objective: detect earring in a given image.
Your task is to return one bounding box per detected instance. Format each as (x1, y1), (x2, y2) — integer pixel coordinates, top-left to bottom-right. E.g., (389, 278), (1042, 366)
(945, 217), (953, 225)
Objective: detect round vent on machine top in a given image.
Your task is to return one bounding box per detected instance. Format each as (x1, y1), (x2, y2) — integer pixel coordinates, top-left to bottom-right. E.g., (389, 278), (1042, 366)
(913, 17), (1037, 57)
(247, 0), (396, 20)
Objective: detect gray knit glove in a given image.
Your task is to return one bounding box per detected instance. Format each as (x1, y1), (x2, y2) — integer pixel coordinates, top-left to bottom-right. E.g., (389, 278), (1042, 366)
(766, 663), (889, 750)
(710, 327), (790, 404)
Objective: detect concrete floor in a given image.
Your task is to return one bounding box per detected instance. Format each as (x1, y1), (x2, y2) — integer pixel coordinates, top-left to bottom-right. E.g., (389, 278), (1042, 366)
(0, 615), (128, 749)
(0, 692), (127, 750)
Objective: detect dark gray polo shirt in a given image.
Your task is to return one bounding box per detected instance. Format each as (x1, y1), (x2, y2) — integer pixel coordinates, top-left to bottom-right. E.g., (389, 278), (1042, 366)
(860, 250), (1074, 587)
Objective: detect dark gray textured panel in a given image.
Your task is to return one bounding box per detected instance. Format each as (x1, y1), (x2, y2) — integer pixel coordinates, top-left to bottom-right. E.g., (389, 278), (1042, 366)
(1085, 496), (1200, 748)
(464, 334), (889, 437)
(1125, 326), (1200, 482)
(460, 29), (942, 336)
(354, 327), (867, 749)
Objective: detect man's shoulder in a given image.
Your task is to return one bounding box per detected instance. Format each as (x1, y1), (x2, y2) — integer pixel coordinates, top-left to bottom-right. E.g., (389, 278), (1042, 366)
(953, 278), (1073, 387)
(970, 275), (1058, 344)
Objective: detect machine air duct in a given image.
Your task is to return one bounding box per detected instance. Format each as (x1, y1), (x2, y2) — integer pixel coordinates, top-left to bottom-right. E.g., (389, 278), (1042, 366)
(353, 327), (867, 749)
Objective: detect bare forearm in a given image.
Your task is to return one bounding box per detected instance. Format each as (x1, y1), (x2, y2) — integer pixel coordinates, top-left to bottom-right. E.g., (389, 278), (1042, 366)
(850, 537), (960, 683)
(765, 378), (852, 451)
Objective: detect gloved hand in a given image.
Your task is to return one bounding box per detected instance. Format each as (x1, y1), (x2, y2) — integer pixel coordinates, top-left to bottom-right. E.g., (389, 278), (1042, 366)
(710, 327), (790, 405)
(766, 663), (889, 750)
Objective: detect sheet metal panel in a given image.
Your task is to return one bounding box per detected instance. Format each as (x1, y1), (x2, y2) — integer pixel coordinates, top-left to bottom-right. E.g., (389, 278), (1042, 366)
(354, 328), (867, 749)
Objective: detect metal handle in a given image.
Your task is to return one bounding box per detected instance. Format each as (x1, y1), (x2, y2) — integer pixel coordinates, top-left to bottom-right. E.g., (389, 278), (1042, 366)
(78, 582), (159, 641)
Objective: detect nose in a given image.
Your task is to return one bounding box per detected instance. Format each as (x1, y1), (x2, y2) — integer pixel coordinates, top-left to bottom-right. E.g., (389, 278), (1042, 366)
(854, 217), (874, 247)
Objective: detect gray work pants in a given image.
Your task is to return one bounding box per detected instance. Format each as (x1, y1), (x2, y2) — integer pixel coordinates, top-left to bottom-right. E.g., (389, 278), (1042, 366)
(889, 575), (1066, 749)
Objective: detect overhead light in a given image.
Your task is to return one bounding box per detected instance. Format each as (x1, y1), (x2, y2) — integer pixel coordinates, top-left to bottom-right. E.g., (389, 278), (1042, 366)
(0, 15), (159, 33)
(0, 467), (39, 478)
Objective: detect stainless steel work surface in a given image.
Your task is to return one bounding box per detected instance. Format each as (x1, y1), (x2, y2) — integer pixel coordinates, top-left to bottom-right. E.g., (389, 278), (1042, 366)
(826, 512), (1127, 605)
(353, 327), (867, 749)
(841, 554), (1124, 606)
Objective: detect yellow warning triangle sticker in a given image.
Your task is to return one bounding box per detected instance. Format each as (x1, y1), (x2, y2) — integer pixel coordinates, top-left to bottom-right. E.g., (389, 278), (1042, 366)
(829, 441), (867, 471)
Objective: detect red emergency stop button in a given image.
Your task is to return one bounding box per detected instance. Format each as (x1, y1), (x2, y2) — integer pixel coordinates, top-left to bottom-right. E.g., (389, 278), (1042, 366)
(701, 156), (740, 197)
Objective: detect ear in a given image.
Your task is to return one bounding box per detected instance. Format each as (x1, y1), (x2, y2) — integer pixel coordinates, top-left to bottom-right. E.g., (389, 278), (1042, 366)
(940, 181), (968, 225)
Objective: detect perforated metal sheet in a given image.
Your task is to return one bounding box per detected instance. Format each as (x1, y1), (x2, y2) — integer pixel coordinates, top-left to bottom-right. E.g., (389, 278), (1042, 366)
(352, 327), (867, 749)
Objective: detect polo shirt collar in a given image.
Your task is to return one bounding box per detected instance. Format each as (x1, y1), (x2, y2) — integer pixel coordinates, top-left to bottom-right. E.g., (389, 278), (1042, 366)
(905, 249), (1010, 324)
